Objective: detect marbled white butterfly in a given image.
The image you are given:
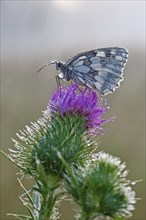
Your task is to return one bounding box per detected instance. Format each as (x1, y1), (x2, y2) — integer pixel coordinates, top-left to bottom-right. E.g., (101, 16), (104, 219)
(37, 47), (128, 95)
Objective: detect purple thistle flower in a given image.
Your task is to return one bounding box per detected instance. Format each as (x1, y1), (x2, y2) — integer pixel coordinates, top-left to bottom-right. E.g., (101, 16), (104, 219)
(48, 84), (112, 134)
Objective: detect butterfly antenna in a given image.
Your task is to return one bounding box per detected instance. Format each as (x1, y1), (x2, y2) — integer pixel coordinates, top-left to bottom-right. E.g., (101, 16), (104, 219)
(37, 60), (57, 73)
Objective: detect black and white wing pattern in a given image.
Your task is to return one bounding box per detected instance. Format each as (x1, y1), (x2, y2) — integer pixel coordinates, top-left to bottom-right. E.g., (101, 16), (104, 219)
(65, 47), (128, 95)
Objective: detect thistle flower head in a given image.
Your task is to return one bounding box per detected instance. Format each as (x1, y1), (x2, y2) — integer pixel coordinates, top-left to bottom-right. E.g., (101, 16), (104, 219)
(48, 84), (111, 134)
(65, 152), (136, 219)
(11, 85), (110, 176)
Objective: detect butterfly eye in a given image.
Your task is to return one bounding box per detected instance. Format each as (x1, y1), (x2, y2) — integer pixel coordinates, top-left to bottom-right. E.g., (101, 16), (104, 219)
(56, 62), (62, 70)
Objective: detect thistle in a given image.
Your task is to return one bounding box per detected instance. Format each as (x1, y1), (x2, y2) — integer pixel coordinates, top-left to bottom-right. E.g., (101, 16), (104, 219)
(1, 84), (137, 220)
(11, 84), (110, 177)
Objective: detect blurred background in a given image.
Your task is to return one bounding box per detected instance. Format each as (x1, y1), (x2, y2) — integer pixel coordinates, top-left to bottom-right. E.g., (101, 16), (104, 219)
(1, 1), (145, 219)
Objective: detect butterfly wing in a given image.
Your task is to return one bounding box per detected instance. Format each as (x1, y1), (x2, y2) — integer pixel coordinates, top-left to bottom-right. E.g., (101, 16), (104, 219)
(65, 47), (128, 95)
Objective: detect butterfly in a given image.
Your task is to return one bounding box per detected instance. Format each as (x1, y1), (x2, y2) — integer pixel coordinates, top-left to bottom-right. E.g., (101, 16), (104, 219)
(37, 47), (128, 95)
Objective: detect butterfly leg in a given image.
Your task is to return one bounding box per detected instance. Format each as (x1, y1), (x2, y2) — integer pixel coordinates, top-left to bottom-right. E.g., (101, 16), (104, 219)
(56, 76), (61, 88)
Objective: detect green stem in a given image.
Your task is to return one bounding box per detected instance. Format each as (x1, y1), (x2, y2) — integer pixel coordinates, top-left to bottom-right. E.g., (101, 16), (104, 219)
(39, 192), (56, 220)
